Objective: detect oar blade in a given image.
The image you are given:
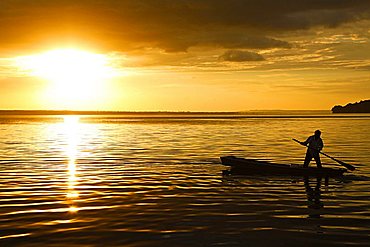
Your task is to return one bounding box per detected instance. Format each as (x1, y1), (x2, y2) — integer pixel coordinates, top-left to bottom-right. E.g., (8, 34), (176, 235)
(338, 160), (356, 171)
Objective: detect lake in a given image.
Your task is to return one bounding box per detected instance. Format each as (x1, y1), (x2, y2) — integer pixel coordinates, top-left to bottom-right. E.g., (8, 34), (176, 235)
(0, 113), (369, 246)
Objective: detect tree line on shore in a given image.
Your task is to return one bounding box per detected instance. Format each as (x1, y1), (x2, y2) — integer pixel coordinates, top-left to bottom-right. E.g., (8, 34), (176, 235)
(332, 100), (370, 113)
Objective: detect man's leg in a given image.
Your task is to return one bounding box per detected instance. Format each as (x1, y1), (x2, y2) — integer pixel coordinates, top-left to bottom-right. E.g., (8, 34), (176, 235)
(313, 152), (322, 168)
(303, 151), (312, 167)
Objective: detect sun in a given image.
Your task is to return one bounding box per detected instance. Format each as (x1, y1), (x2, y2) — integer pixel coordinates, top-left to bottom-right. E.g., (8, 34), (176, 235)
(14, 48), (118, 109)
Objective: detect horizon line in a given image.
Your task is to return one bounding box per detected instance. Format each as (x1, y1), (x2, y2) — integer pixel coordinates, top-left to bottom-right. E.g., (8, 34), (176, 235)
(0, 109), (331, 115)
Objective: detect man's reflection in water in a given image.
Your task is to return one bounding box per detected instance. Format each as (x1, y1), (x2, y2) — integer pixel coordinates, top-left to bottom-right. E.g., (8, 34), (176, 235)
(304, 176), (324, 218)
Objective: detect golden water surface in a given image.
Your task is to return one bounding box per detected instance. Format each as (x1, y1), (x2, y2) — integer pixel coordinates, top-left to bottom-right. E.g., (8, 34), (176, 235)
(0, 114), (369, 246)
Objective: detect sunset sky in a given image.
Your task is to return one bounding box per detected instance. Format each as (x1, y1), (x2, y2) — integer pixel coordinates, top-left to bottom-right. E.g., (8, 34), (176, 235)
(0, 0), (369, 111)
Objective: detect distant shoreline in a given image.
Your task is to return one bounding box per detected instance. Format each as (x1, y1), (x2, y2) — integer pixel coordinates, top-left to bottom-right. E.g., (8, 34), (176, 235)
(0, 110), (332, 116)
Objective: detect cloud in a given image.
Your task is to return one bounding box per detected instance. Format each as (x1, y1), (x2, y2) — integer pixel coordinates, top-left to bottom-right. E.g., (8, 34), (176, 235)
(220, 50), (265, 62)
(153, 33), (291, 52)
(0, 0), (369, 54)
(204, 33), (291, 49)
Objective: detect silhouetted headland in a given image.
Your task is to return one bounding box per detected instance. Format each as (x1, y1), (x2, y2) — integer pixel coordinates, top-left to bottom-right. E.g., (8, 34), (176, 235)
(332, 100), (370, 113)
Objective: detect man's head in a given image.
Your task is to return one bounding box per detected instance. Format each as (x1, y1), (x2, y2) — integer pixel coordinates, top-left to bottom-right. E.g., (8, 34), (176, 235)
(314, 129), (321, 138)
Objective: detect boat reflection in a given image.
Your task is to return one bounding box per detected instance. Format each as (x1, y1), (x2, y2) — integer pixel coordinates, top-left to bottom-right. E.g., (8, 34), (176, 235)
(63, 116), (80, 213)
(221, 171), (328, 219)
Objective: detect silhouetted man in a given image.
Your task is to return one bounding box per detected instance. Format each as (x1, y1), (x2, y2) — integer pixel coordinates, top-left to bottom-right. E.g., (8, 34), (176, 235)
(301, 130), (324, 168)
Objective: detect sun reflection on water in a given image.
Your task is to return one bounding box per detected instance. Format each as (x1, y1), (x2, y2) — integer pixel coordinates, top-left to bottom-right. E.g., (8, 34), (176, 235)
(63, 116), (80, 213)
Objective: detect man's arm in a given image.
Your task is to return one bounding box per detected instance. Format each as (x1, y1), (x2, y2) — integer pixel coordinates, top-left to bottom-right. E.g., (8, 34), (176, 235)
(301, 136), (311, 146)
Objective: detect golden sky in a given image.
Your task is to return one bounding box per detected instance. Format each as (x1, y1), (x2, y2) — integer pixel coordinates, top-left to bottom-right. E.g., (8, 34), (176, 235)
(0, 0), (369, 111)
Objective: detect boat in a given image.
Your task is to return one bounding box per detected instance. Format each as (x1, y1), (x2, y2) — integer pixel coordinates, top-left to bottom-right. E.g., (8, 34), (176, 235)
(220, 156), (347, 177)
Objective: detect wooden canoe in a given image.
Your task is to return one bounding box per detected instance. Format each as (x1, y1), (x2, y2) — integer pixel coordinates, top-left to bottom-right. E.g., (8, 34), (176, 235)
(220, 156), (347, 177)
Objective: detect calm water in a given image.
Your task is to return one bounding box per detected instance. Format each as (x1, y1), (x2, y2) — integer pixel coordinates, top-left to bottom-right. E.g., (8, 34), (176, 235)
(0, 114), (369, 246)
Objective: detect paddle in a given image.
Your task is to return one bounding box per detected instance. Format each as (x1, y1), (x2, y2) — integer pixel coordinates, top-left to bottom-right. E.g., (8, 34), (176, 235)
(292, 138), (355, 171)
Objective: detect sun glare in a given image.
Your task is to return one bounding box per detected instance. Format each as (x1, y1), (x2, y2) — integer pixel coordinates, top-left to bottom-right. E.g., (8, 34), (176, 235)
(63, 116), (80, 212)
(14, 48), (118, 109)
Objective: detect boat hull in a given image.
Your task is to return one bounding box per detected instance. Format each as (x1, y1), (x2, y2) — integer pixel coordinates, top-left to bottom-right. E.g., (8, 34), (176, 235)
(220, 156), (347, 177)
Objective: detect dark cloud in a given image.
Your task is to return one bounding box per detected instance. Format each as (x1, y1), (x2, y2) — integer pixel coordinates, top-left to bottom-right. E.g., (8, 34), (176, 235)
(0, 0), (369, 54)
(220, 50), (265, 62)
(203, 33), (291, 49)
(155, 33), (291, 52)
